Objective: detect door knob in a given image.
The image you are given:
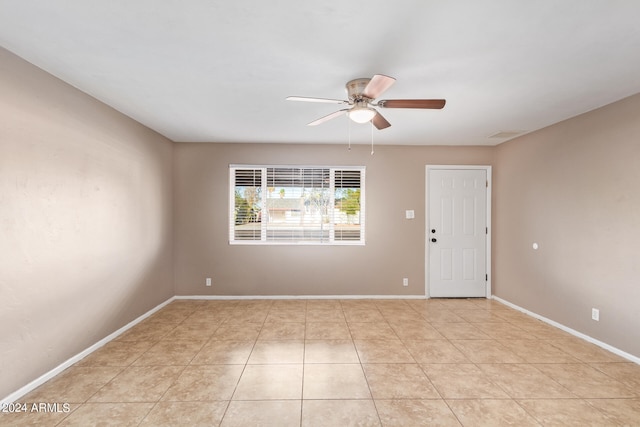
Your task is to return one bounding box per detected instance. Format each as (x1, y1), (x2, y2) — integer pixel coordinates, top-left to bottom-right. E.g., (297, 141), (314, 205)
(431, 238), (437, 243)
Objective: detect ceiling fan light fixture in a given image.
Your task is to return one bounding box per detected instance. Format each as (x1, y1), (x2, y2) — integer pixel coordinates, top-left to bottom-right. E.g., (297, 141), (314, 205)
(348, 107), (376, 124)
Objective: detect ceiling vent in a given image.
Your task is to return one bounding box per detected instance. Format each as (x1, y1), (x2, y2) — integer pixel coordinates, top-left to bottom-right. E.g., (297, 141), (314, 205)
(489, 130), (526, 139)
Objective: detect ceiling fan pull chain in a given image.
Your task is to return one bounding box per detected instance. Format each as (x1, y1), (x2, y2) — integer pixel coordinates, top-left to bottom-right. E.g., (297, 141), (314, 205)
(348, 116), (352, 151)
(370, 121), (375, 155)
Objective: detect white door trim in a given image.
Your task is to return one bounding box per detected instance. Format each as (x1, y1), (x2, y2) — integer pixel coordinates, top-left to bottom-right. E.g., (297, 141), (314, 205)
(425, 165), (492, 298)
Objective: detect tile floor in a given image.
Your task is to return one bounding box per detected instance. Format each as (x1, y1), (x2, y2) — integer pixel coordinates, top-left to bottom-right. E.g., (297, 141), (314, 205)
(2, 298), (639, 426)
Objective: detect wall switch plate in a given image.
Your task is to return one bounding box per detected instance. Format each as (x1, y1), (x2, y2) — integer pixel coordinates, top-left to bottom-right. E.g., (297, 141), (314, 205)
(405, 210), (415, 219)
(206, 278), (212, 287)
(403, 278), (409, 287)
(592, 308), (599, 321)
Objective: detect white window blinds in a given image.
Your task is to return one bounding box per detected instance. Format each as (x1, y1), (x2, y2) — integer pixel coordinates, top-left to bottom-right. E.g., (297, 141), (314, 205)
(229, 165), (365, 245)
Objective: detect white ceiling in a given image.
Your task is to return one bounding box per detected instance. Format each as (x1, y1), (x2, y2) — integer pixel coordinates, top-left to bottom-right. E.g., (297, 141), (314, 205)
(1, 1), (640, 146)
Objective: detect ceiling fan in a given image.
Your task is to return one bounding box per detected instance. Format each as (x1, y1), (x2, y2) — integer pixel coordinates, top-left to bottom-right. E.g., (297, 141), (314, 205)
(286, 74), (445, 130)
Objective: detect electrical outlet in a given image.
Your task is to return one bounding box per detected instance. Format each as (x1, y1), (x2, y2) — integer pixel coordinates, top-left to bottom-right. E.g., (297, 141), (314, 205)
(206, 277), (212, 287)
(592, 308), (599, 321)
(403, 278), (409, 287)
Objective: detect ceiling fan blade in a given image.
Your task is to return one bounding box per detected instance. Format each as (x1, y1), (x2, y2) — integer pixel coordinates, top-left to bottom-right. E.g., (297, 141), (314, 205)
(377, 99), (446, 109)
(362, 74), (396, 99)
(371, 111), (391, 130)
(286, 96), (348, 104)
(308, 109), (349, 126)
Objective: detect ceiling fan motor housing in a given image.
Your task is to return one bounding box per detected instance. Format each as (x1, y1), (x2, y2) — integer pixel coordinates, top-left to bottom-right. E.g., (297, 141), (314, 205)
(346, 78), (372, 102)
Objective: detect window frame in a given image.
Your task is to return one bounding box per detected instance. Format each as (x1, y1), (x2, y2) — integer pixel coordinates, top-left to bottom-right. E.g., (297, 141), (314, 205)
(229, 164), (365, 246)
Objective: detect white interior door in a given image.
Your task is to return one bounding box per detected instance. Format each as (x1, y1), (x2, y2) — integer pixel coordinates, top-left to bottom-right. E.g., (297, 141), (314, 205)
(428, 168), (487, 298)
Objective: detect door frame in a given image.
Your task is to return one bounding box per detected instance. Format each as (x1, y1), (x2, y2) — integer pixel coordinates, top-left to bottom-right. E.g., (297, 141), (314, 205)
(425, 165), (492, 298)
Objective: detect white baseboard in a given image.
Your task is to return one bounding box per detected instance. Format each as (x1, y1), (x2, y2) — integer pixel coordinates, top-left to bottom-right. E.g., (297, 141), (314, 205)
(492, 295), (639, 365)
(1, 297), (176, 405)
(174, 294), (427, 300)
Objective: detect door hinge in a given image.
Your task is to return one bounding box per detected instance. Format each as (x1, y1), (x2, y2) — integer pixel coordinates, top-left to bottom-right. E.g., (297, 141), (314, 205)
(486, 274), (488, 281)
(486, 227), (488, 234)
(486, 180), (488, 188)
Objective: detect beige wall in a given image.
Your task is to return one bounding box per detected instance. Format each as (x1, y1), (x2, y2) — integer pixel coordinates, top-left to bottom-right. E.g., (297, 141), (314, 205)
(494, 93), (640, 357)
(173, 142), (494, 296)
(0, 48), (174, 399)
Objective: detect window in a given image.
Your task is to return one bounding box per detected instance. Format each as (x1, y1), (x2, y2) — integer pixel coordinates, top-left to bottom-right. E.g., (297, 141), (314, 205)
(229, 165), (365, 245)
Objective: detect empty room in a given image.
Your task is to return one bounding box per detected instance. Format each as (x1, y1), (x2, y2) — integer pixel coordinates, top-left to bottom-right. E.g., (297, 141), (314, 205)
(1, 1), (639, 426)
